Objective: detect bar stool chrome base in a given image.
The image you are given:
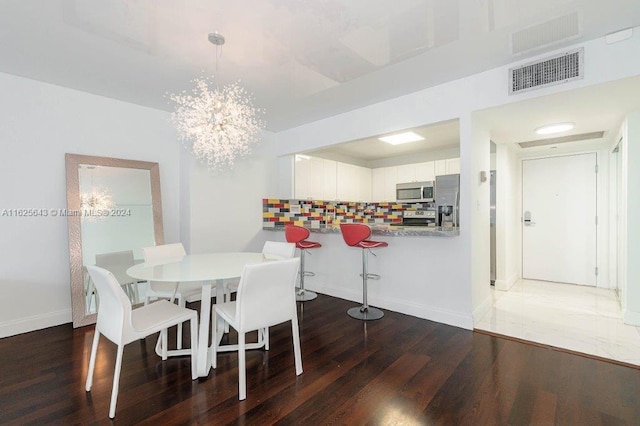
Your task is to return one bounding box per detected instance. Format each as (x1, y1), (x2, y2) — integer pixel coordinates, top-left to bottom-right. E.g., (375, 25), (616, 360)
(347, 305), (384, 320)
(296, 288), (318, 301)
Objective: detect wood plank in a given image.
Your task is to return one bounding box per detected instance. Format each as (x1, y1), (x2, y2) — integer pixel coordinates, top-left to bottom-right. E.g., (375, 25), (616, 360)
(0, 294), (639, 424)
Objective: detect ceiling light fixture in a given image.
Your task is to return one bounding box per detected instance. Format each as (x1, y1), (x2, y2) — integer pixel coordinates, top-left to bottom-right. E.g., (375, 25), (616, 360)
(379, 131), (425, 145)
(168, 32), (266, 170)
(535, 122), (575, 135)
(79, 165), (115, 221)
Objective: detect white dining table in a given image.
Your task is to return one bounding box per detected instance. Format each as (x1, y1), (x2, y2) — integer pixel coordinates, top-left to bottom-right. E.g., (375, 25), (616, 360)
(126, 252), (267, 377)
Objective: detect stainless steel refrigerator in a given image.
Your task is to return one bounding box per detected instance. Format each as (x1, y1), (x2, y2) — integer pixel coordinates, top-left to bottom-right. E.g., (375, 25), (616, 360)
(435, 174), (460, 228)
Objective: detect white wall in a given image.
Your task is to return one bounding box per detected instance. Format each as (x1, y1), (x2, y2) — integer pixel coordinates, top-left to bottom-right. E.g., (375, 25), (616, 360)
(623, 111), (640, 324)
(494, 142), (521, 290)
(468, 116), (491, 321)
(0, 73), (181, 337)
(185, 130), (282, 254)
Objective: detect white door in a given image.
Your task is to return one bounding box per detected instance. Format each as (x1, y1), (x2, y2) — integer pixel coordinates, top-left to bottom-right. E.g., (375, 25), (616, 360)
(522, 153), (597, 286)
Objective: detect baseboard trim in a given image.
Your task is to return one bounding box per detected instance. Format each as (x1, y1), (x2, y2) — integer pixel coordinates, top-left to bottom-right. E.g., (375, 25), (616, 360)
(311, 283), (474, 330)
(0, 309), (72, 338)
(495, 272), (519, 291)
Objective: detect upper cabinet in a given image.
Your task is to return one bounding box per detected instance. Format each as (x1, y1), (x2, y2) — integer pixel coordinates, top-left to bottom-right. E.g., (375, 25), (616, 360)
(415, 161), (436, 181)
(337, 162), (371, 202)
(322, 159), (337, 200)
(295, 155), (459, 202)
(295, 156), (370, 201)
(434, 158), (460, 176)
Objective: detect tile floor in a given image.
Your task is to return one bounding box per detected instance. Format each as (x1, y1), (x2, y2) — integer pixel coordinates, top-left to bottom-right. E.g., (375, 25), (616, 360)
(475, 279), (640, 366)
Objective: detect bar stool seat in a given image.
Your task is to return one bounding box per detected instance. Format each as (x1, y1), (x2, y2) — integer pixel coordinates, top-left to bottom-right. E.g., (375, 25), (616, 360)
(285, 225), (320, 301)
(340, 223), (387, 320)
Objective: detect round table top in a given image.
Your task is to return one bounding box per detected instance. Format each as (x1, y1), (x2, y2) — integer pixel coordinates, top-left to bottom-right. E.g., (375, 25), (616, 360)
(126, 252), (266, 282)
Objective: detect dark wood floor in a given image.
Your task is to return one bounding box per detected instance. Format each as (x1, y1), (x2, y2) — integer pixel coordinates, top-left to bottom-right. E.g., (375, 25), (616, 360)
(1, 294), (639, 425)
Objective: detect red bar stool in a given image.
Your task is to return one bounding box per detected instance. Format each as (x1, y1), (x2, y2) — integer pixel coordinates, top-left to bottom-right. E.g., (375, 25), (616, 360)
(285, 225), (321, 301)
(340, 223), (388, 320)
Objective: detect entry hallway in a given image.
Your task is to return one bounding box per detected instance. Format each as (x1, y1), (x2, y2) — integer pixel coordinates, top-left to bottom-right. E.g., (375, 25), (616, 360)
(1, 294), (639, 424)
(475, 279), (640, 366)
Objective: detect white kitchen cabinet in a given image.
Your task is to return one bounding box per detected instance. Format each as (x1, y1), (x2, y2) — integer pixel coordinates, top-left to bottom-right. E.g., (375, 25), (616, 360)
(336, 163), (372, 202)
(415, 161), (435, 181)
(446, 157), (460, 174)
(358, 166), (372, 201)
(371, 168), (385, 202)
(308, 156), (324, 199)
(383, 167), (398, 202)
(396, 164), (416, 183)
(294, 156), (323, 199)
(435, 157), (460, 176)
(322, 159), (337, 200)
(336, 162), (358, 201)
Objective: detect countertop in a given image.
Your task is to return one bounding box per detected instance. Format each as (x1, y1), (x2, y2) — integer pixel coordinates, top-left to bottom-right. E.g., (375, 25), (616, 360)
(264, 224), (459, 237)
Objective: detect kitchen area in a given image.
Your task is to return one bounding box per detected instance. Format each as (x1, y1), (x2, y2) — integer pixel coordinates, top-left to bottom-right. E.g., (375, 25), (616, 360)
(262, 120), (473, 329)
(277, 120), (462, 234)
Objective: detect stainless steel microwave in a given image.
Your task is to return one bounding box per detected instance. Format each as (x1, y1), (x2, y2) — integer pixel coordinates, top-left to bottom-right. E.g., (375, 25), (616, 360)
(396, 181), (434, 203)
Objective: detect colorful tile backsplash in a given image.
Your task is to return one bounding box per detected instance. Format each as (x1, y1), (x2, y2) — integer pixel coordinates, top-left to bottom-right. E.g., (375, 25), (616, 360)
(262, 198), (431, 229)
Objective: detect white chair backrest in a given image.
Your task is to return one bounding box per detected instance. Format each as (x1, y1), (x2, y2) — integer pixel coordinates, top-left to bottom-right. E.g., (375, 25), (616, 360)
(86, 265), (132, 345)
(95, 250), (135, 285)
(262, 241), (296, 260)
(235, 258), (300, 332)
(142, 243), (186, 264)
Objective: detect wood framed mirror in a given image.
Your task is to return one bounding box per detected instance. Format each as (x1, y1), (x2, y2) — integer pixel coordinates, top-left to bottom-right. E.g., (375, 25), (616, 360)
(65, 154), (164, 327)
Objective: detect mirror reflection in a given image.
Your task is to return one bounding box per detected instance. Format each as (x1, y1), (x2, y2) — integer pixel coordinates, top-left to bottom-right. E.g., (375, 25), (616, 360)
(66, 154), (164, 328)
(79, 165), (156, 314)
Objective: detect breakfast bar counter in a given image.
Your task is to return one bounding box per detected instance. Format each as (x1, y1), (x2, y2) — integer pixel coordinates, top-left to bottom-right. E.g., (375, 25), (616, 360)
(264, 224), (459, 237)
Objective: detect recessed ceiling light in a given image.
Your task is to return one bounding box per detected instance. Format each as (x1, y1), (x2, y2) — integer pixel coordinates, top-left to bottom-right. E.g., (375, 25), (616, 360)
(535, 122), (575, 135)
(379, 131), (425, 145)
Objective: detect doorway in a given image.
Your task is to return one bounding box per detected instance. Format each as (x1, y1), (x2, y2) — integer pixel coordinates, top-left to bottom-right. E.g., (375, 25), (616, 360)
(521, 153), (598, 286)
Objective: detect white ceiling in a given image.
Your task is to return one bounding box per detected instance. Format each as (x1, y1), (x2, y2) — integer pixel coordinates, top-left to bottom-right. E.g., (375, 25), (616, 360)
(1, 0), (639, 135)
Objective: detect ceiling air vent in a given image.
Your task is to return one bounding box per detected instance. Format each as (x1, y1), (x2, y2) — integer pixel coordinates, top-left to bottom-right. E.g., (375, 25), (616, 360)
(509, 47), (583, 95)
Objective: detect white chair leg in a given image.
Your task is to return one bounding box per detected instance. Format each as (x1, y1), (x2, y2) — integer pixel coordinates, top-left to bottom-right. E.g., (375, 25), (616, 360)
(264, 327), (270, 350)
(291, 318), (303, 375)
(238, 332), (246, 400)
(190, 316), (198, 380)
(109, 345), (124, 419)
(177, 297), (185, 350)
(85, 330), (100, 391)
(161, 329), (168, 360)
(211, 309), (218, 370)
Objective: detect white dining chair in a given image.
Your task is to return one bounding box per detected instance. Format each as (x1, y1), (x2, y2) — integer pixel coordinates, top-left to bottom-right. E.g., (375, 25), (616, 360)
(212, 257), (302, 400)
(95, 250), (139, 303)
(223, 241), (296, 302)
(84, 265), (198, 419)
(143, 243), (202, 349)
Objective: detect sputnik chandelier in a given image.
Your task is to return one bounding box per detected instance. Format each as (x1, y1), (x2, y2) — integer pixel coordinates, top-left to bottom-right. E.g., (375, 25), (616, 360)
(80, 186), (115, 222)
(169, 32), (265, 170)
